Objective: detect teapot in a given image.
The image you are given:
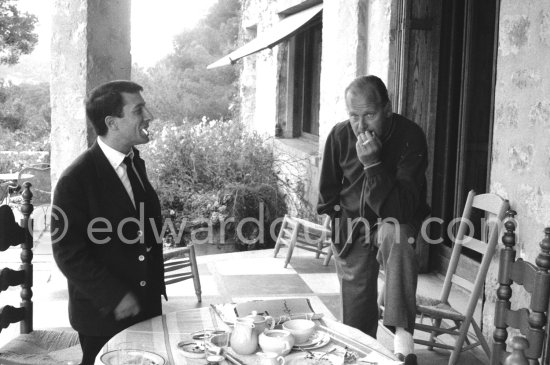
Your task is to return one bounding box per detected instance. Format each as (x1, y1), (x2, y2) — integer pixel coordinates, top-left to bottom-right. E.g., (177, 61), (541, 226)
(230, 317), (258, 355)
(245, 311), (275, 335)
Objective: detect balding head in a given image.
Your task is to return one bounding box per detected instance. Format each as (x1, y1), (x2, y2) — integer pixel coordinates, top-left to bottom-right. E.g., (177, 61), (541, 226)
(345, 75), (390, 105)
(344, 75), (393, 140)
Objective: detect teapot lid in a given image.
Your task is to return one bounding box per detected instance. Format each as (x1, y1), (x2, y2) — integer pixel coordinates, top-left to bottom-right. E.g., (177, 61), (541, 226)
(245, 310), (265, 321)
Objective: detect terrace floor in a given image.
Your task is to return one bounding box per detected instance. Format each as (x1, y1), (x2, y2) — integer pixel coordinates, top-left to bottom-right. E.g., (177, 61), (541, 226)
(0, 224), (489, 364)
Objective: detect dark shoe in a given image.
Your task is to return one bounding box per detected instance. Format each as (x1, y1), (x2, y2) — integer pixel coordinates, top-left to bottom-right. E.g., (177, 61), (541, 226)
(395, 353), (418, 365)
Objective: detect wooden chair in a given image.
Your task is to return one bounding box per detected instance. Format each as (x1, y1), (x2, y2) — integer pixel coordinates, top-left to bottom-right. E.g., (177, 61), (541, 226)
(273, 214), (333, 268)
(16, 166), (52, 230)
(414, 190), (509, 364)
(0, 183), (81, 364)
(17, 166), (51, 207)
(163, 244), (202, 302)
(490, 212), (550, 365)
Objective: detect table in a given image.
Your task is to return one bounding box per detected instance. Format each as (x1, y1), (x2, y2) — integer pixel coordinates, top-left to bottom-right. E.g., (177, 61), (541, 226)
(94, 307), (397, 364)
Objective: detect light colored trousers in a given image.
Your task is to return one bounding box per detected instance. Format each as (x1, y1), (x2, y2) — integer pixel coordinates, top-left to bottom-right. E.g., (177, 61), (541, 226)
(334, 222), (418, 338)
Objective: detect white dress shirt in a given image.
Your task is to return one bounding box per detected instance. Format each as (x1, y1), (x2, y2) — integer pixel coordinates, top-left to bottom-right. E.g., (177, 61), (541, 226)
(97, 137), (144, 208)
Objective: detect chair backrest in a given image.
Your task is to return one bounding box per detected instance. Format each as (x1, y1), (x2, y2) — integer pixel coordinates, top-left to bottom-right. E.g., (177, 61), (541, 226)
(0, 183), (34, 334)
(490, 211), (550, 365)
(439, 190), (509, 302)
(18, 166), (51, 206)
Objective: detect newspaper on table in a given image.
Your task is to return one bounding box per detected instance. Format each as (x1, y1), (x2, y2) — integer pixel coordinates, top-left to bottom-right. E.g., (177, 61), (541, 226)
(213, 298), (318, 325)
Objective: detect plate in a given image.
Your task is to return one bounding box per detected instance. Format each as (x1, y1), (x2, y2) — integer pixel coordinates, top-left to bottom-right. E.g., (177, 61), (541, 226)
(293, 331), (330, 350)
(176, 340), (205, 359)
(100, 349), (165, 365)
(286, 351), (344, 365)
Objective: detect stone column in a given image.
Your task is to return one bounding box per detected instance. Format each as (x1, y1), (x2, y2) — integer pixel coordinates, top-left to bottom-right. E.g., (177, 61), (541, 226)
(50, 0), (131, 186)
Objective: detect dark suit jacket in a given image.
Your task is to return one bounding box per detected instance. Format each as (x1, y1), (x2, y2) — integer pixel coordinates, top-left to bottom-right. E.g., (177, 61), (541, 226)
(51, 142), (166, 337)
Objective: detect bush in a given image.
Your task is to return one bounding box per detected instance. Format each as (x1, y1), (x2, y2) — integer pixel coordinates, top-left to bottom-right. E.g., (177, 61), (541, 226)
(140, 119), (287, 248)
(219, 183), (287, 250)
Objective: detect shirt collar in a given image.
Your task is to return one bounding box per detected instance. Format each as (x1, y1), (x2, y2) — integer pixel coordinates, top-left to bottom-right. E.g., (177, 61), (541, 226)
(97, 137), (132, 169)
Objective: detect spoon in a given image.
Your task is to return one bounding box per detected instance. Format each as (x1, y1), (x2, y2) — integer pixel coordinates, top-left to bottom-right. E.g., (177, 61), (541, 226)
(317, 348), (336, 361)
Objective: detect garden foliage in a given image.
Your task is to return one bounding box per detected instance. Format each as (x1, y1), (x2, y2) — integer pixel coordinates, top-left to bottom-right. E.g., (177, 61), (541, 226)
(140, 118), (287, 248)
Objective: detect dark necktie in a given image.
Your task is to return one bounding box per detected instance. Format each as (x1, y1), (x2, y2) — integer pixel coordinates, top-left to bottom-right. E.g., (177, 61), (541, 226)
(123, 155), (146, 208)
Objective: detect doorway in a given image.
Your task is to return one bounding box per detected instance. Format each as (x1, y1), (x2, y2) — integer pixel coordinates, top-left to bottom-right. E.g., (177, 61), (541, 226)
(430, 0), (500, 276)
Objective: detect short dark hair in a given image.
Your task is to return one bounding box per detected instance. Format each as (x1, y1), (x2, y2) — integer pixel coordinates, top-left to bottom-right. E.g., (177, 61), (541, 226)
(85, 80), (143, 136)
(345, 75), (390, 105)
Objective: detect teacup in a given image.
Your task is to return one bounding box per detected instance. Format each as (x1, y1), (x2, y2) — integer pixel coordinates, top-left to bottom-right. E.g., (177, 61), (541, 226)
(258, 329), (294, 356)
(244, 311), (275, 335)
(256, 351), (285, 365)
(282, 319), (316, 344)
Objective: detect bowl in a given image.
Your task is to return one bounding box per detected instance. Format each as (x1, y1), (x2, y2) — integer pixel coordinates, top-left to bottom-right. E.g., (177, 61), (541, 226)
(282, 319), (316, 344)
(258, 329), (295, 356)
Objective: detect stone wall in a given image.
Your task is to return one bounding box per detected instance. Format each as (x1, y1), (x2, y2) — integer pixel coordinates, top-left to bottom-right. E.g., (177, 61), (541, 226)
(240, 0), (322, 214)
(484, 0), (550, 337)
(365, 0), (392, 82)
(239, 0), (281, 135)
(239, 0), (395, 216)
(318, 0), (393, 150)
(273, 139), (320, 219)
(318, 0), (367, 149)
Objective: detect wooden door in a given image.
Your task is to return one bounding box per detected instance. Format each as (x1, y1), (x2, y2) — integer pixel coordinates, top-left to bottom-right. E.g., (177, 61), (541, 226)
(388, 0), (442, 272)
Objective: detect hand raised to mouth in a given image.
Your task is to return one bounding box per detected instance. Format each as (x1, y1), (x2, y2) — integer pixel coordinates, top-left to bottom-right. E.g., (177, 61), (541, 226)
(356, 131), (381, 167)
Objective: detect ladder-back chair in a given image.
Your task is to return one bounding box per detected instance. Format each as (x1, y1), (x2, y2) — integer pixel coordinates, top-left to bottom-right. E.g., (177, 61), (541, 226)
(490, 212), (550, 365)
(273, 214), (333, 268)
(0, 183), (80, 364)
(163, 244), (202, 303)
(16, 166), (52, 230)
(414, 190), (509, 364)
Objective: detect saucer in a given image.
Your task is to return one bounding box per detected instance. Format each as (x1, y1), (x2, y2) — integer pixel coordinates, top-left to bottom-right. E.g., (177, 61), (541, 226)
(100, 349), (165, 365)
(293, 330), (330, 349)
(176, 340), (205, 359)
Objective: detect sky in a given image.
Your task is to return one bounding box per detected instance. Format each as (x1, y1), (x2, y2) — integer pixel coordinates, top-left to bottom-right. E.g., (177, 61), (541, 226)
(3, 0), (217, 79)
(131, 0), (216, 67)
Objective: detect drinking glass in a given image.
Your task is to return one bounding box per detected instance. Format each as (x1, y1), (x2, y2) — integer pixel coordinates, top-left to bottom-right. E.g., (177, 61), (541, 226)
(205, 331), (231, 358)
(115, 342), (145, 365)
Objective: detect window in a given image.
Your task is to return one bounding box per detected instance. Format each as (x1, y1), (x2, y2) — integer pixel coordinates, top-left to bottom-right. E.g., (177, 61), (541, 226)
(278, 17), (322, 139)
(293, 21), (322, 137)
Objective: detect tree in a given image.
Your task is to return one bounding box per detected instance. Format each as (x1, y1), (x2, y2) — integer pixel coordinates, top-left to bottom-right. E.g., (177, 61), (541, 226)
(133, 0), (240, 123)
(0, 0), (38, 65)
(0, 80), (50, 150)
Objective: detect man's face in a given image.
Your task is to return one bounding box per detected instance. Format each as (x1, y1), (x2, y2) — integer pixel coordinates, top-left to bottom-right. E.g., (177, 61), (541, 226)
(113, 92), (153, 150)
(346, 90), (392, 140)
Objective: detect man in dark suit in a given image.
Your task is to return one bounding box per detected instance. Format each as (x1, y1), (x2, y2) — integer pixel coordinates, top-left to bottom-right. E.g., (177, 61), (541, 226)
(51, 80), (166, 365)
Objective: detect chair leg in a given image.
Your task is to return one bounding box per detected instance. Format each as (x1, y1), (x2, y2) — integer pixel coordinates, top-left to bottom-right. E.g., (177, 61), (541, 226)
(449, 317), (475, 365)
(188, 245), (202, 303)
(274, 216), (289, 258)
(471, 319), (491, 357)
(322, 244), (333, 266)
(315, 236), (322, 259)
(284, 223), (300, 268)
(427, 318), (442, 351)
